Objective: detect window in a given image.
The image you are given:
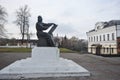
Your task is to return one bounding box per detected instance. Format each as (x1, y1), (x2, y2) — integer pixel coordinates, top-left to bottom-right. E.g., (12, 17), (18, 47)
(94, 36), (95, 42)
(111, 48), (114, 53)
(112, 33), (115, 40)
(107, 34), (110, 41)
(103, 47), (105, 52)
(91, 37), (93, 42)
(103, 35), (105, 41)
(107, 48), (109, 53)
(97, 36), (98, 41)
(100, 35), (101, 41)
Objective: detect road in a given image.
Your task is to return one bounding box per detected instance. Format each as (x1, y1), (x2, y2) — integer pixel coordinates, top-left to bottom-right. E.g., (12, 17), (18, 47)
(0, 52), (120, 80)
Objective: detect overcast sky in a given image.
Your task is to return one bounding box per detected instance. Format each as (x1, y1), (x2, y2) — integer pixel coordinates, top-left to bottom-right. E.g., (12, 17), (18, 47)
(0, 0), (120, 39)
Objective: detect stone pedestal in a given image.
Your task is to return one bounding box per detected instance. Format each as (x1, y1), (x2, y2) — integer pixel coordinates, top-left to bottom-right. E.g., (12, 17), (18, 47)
(0, 47), (90, 79)
(32, 47), (59, 63)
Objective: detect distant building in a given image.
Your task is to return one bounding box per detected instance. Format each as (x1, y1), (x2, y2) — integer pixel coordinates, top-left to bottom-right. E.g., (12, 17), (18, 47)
(86, 20), (120, 55)
(0, 38), (37, 48)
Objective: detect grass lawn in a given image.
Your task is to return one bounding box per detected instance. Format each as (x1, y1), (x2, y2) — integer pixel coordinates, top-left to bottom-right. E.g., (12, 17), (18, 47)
(59, 48), (77, 53)
(0, 48), (31, 53)
(0, 48), (77, 53)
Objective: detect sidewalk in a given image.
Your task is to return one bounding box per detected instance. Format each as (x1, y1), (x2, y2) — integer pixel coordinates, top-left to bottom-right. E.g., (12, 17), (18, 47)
(61, 53), (120, 80)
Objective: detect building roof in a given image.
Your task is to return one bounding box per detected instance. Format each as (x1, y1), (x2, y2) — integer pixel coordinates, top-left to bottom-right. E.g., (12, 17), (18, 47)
(108, 20), (120, 26)
(89, 29), (95, 32)
(88, 20), (120, 33)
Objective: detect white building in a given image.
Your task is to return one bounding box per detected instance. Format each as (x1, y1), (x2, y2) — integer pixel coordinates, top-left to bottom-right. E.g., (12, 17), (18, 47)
(86, 20), (120, 55)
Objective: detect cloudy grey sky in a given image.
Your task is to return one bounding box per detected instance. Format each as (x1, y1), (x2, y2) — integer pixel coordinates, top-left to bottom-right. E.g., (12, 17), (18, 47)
(0, 0), (120, 39)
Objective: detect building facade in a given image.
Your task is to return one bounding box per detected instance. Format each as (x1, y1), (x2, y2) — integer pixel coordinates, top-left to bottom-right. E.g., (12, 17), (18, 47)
(86, 20), (120, 55)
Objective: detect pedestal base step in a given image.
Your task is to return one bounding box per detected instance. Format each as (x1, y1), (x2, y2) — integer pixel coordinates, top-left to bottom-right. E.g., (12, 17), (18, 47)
(0, 57), (90, 79)
(0, 72), (90, 79)
(0, 47), (90, 79)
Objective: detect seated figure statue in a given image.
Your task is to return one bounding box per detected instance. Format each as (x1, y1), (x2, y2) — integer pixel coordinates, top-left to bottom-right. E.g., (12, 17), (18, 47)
(36, 16), (57, 47)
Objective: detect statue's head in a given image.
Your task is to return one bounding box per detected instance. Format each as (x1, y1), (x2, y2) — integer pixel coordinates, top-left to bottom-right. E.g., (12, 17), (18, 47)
(38, 16), (42, 22)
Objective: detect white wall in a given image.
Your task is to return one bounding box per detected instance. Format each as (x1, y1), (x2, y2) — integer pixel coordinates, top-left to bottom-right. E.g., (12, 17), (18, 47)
(87, 26), (116, 44)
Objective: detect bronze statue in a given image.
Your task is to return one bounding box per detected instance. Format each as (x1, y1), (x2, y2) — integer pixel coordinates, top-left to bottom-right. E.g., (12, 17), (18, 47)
(36, 16), (57, 47)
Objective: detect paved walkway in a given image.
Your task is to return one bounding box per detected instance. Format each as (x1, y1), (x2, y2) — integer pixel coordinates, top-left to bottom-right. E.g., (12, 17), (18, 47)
(0, 52), (120, 80)
(61, 53), (120, 80)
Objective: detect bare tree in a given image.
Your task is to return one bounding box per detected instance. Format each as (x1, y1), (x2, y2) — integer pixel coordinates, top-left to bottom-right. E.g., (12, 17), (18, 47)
(0, 5), (7, 38)
(60, 36), (88, 52)
(14, 5), (31, 44)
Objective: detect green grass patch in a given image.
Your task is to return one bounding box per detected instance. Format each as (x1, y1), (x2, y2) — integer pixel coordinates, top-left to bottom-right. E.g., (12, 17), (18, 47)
(0, 48), (31, 53)
(0, 47), (77, 53)
(60, 48), (77, 53)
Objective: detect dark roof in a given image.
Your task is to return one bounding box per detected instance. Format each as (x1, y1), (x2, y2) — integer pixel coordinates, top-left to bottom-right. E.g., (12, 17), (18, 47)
(88, 20), (120, 32)
(108, 20), (120, 25)
(89, 29), (95, 32)
(104, 20), (120, 28)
